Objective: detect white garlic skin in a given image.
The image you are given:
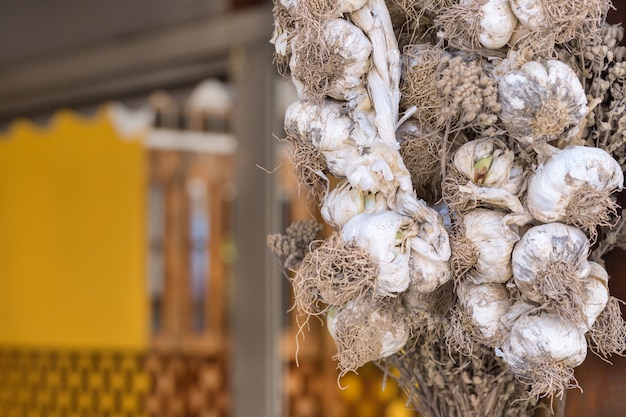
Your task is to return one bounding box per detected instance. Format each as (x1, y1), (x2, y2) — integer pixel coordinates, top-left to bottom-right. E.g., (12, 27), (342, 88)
(499, 60), (587, 145)
(284, 99), (361, 178)
(511, 223), (590, 304)
(464, 209), (519, 284)
(457, 281), (512, 343)
(501, 311), (588, 372)
(343, 142), (413, 196)
(341, 211), (414, 295)
(327, 301), (409, 358)
(407, 250), (451, 294)
(453, 138), (519, 190)
(509, 0), (546, 30)
(284, 99), (352, 150)
(336, 0), (369, 13)
(526, 146), (624, 224)
(321, 180), (388, 229)
(582, 261), (610, 329)
(289, 18), (372, 102)
(477, 0), (518, 49)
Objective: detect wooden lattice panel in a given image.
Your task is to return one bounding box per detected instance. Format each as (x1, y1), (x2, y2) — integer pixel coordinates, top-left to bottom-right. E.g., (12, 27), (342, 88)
(0, 349), (229, 417)
(0, 349), (149, 417)
(145, 352), (229, 417)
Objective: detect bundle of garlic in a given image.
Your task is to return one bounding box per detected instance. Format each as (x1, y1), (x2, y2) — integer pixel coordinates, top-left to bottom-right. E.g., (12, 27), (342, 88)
(268, 0), (626, 415)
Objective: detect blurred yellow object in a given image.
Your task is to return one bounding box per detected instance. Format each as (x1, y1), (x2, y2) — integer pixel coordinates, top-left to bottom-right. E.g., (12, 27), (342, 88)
(0, 106), (147, 349)
(385, 398), (415, 417)
(377, 375), (399, 402)
(339, 372), (364, 402)
(356, 399), (378, 417)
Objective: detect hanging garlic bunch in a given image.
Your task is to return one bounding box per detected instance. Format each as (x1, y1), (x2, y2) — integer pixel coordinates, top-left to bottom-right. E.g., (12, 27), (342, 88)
(498, 60), (588, 147)
(269, 0), (626, 410)
(525, 145), (624, 236)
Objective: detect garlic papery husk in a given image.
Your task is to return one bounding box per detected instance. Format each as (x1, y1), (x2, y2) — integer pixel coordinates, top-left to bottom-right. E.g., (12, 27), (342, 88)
(453, 138), (517, 189)
(289, 18), (372, 103)
(284, 99), (361, 179)
(407, 250), (451, 294)
(341, 211), (416, 296)
(500, 311), (587, 398)
(582, 261), (609, 329)
(327, 298), (409, 374)
(498, 60), (587, 146)
(455, 281), (513, 346)
(475, 0), (518, 49)
(508, 0), (545, 30)
(525, 146), (624, 237)
(511, 222), (591, 322)
(321, 179), (388, 229)
(444, 138), (527, 219)
(343, 142), (414, 201)
(402, 196), (451, 263)
(453, 209), (519, 285)
(284, 99), (352, 150)
(436, 0), (517, 51)
(351, 0), (401, 144)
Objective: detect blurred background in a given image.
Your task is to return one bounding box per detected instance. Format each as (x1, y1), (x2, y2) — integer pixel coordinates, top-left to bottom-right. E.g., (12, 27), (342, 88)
(0, 1), (625, 417)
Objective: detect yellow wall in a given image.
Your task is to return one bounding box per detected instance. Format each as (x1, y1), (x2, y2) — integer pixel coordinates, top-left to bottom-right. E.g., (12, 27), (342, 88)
(0, 108), (147, 349)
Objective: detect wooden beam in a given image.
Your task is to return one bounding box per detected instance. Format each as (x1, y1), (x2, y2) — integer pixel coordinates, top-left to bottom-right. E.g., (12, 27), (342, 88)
(0, 5), (272, 120)
(231, 42), (283, 417)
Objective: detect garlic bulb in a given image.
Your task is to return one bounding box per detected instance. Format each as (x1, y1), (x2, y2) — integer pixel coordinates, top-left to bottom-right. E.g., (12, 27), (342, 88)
(327, 300), (409, 361)
(453, 138), (519, 190)
(407, 250), (451, 294)
(450, 138), (527, 219)
(508, 0), (545, 30)
(500, 311), (587, 384)
(321, 179), (388, 229)
(457, 281), (512, 344)
(526, 146), (623, 231)
(463, 209), (519, 284)
(284, 99), (352, 150)
(289, 18), (372, 104)
(343, 141), (413, 199)
(341, 211), (416, 295)
(582, 261), (610, 329)
(284, 99), (360, 178)
(335, 0), (369, 14)
(474, 0), (518, 49)
(499, 60), (587, 146)
(512, 223), (591, 311)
